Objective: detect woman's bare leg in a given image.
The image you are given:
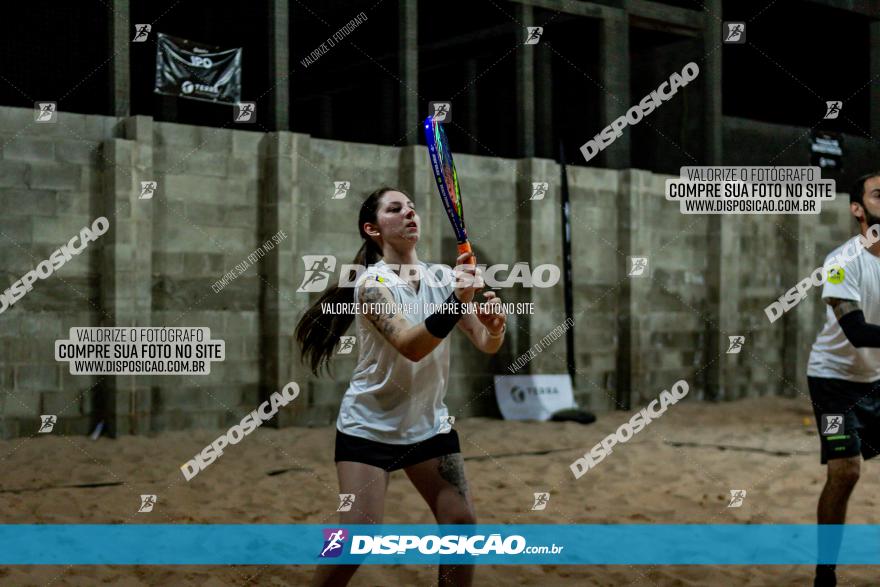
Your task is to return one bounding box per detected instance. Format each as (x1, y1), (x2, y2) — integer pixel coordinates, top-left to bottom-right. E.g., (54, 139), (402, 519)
(311, 461), (389, 587)
(404, 453), (476, 587)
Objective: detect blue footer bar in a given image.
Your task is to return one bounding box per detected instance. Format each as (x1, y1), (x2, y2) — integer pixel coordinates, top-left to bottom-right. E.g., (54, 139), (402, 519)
(0, 524), (876, 565)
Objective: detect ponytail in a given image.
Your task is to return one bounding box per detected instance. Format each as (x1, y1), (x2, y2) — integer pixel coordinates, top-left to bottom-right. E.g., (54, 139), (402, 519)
(295, 186), (404, 376)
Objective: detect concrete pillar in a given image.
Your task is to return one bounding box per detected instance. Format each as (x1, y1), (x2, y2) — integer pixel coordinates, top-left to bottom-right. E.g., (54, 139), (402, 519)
(398, 1), (419, 145)
(782, 215), (817, 397)
(99, 116), (154, 435)
(518, 158), (565, 373)
(535, 40), (554, 159)
(381, 79), (396, 145)
(870, 22), (880, 141)
(399, 145), (441, 261)
(703, 2), (723, 165)
(515, 4), (536, 158)
(598, 12), (630, 169)
(268, 0), (291, 131)
(259, 132), (303, 426)
(108, 0), (131, 117)
(615, 170), (652, 409)
(702, 0), (729, 400)
(464, 59), (479, 154)
(318, 95), (333, 138)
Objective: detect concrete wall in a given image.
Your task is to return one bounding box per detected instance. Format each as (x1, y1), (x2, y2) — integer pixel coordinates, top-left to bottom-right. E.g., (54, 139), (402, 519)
(0, 106), (859, 437)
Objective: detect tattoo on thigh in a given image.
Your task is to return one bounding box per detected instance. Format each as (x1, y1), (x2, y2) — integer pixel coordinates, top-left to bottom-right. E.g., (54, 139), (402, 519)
(438, 454), (469, 497)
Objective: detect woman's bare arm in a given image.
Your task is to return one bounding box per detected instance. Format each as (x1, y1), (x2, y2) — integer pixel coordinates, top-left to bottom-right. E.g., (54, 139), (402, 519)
(359, 277), (444, 362)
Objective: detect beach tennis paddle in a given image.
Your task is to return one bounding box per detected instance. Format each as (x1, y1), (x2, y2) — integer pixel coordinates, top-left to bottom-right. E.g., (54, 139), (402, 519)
(424, 116), (475, 266)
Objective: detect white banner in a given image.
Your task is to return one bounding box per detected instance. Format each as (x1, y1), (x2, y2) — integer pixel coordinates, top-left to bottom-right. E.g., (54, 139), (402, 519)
(493, 375), (575, 421)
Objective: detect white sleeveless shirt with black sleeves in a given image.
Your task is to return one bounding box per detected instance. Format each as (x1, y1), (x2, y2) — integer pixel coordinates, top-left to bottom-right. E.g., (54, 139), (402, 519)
(336, 260), (457, 444)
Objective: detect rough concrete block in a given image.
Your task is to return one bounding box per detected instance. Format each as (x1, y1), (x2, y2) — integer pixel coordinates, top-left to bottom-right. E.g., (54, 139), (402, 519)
(0, 107), (34, 131)
(19, 313), (62, 338)
(0, 160), (28, 187)
(1, 189), (58, 215)
(0, 216), (32, 245)
(155, 122), (200, 149)
(202, 386), (242, 411)
(14, 364), (59, 391)
(162, 174), (247, 205)
(26, 163), (82, 191)
(233, 130), (263, 157)
(3, 388), (40, 416)
(0, 418), (21, 439)
(41, 390), (79, 415)
(31, 214), (90, 244)
(2, 136), (55, 162)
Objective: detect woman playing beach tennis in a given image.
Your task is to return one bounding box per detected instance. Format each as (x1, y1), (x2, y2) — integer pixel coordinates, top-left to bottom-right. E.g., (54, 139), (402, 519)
(296, 187), (506, 587)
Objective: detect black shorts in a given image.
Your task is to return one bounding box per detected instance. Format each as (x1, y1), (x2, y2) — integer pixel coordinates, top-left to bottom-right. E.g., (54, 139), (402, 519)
(334, 428), (461, 472)
(808, 376), (880, 464)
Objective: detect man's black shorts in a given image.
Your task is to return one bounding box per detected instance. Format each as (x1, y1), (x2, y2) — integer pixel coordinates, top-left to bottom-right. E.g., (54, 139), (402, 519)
(808, 376), (880, 464)
(334, 428), (461, 472)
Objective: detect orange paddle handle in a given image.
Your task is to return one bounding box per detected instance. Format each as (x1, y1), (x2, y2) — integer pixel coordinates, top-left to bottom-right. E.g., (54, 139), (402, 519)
(457, 241), (476, 266)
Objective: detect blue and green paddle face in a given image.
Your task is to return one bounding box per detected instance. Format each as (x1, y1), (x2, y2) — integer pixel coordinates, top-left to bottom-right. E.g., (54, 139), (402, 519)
(424, 116), (474, 263)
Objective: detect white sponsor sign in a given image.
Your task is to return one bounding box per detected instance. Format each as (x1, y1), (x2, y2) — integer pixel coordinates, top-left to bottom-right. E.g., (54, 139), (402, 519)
(493, 375), (575, 421)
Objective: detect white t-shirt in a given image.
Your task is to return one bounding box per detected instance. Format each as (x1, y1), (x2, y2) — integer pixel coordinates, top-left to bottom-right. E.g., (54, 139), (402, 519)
(807, 236), (880, 382)
(336, 260), (457, 444)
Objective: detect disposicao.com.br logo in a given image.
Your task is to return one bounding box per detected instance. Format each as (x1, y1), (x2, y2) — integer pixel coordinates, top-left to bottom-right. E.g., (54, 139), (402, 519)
(317, 528), (563, 558)
(297, 256), (560, 292)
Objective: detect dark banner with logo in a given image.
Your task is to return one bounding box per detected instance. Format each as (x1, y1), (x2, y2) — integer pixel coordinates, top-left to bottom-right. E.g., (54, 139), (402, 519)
(810, 130), (843, 172)
(154, 33), (242, 104)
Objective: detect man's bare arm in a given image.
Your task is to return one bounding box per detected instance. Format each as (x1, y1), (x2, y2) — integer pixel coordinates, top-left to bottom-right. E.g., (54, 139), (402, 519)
(828, 298), (860, 320)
